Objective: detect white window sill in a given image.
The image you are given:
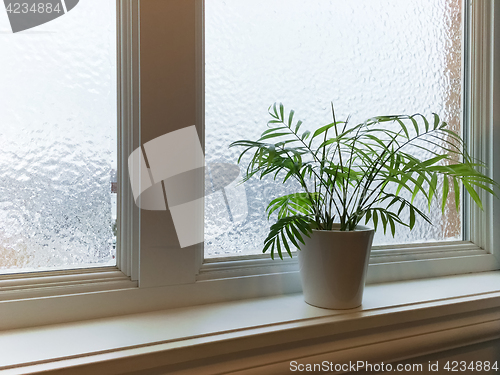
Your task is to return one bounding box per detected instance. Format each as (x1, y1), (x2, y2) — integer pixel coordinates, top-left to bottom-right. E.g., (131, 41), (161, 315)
(1, 271), (500, 374)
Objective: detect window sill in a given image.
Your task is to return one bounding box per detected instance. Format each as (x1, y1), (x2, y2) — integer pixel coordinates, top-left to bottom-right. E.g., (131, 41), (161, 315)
(2, 271), (500, 374)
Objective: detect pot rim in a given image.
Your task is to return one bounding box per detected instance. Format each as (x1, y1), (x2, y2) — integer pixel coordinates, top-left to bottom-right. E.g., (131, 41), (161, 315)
(311, 224), (373, 233)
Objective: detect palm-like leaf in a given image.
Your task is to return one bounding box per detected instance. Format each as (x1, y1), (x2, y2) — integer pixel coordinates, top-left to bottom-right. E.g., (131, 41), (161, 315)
(229, 103), (500, 258)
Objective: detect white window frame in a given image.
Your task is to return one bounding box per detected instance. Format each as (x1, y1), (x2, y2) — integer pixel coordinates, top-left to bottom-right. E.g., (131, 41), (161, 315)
(0, 0), (498, 331)
(196, 0), (500, 283)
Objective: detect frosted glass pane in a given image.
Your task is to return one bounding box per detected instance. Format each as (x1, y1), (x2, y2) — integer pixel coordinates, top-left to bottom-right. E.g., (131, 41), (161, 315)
(0, 1), (117, 271)
(205, 0), (462, 258)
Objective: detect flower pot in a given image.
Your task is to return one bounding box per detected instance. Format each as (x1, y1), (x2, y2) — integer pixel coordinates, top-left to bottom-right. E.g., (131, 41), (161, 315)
(298, 225), (374, 309)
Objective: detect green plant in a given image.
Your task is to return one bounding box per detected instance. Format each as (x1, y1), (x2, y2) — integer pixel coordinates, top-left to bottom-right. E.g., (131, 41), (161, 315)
(230, 103), (499, 259)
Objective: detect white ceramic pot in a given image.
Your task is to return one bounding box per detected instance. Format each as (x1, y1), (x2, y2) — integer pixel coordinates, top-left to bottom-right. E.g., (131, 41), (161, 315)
(298, 224), (374, 309)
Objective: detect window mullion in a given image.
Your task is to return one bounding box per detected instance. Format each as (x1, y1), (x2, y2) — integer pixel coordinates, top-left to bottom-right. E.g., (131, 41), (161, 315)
(117, 0), (141, 280)
(468, 0), (496, 254)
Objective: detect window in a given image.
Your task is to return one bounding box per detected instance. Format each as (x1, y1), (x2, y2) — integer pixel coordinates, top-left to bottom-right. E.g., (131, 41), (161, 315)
(0, 0), (498, 331)
(0, 0), (117, 273)
(197, 0), (499, 283)
(204, 0), (464, 258)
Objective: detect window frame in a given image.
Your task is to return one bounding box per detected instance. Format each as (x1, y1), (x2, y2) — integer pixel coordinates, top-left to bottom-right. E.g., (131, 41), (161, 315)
(117, 0), (140, 282)
(195, 0), (500, 284)
(0, 0), (498, 332)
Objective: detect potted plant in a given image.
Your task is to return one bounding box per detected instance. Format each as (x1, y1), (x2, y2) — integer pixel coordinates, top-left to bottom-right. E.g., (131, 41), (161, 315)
(230, 103), (499, 309)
